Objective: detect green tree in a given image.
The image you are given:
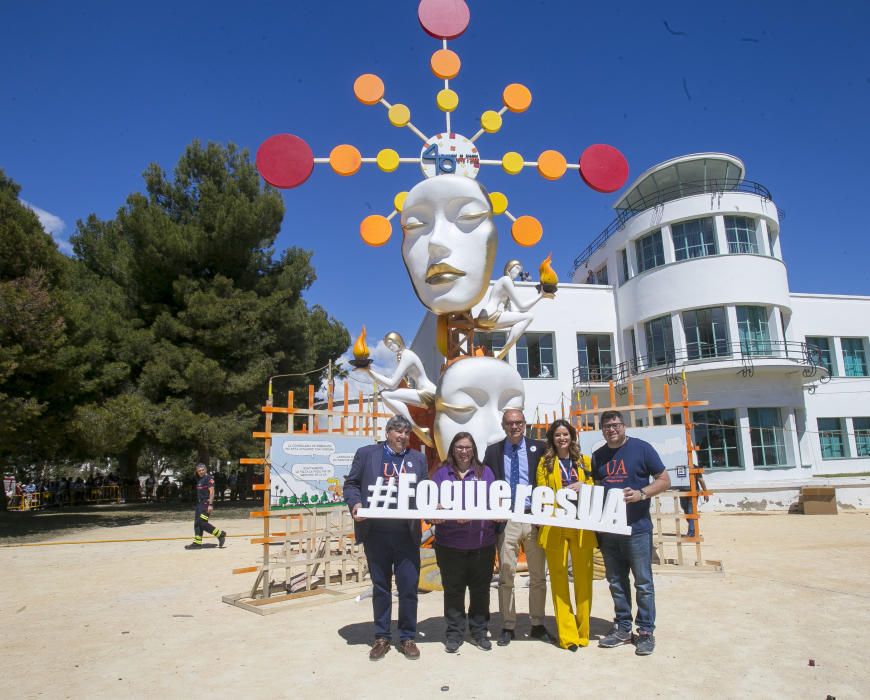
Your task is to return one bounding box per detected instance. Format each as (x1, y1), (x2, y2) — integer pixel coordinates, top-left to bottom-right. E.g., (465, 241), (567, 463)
(70, 141), (349, 478)
(0, 170), (71, 471)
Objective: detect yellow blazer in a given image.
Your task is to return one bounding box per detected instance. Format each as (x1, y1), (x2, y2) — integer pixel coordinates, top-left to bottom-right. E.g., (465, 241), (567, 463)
(535, 454), (598, 550)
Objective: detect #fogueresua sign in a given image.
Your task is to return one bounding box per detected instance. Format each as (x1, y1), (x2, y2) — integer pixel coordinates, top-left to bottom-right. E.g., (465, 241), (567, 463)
(355, 474), (631, 536)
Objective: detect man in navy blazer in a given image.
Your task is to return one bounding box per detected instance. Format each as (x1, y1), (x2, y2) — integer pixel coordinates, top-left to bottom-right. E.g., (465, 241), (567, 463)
(482, 408), (553, 647)
(344, 415), (429, 661)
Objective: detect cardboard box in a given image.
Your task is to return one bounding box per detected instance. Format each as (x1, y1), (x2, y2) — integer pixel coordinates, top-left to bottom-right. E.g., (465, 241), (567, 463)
(800, 486), (837, 515)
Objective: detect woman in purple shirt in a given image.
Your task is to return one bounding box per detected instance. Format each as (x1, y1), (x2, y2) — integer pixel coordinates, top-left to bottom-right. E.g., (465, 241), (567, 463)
(430, 432), (498, 653)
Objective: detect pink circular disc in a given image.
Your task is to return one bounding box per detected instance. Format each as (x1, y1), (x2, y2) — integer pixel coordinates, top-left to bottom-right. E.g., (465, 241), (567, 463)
(256, 134), (314, 189)
(418, 0), (470, 40)
(579, 144), (629, 193)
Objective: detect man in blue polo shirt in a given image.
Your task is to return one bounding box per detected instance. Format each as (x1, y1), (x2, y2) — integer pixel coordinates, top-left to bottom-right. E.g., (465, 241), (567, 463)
(592, 410), (670, 656)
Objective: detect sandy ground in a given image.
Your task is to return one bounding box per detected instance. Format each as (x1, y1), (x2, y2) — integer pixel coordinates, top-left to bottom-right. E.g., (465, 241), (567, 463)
(2, 505), (869, 700)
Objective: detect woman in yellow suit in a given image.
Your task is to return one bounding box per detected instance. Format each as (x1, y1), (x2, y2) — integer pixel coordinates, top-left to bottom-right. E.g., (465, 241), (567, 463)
(536, 419), (597, 651)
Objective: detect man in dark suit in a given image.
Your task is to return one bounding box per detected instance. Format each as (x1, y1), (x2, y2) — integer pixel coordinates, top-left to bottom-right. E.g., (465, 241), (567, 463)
(344, 415), (429, 661)
(483, 408), (552, 646)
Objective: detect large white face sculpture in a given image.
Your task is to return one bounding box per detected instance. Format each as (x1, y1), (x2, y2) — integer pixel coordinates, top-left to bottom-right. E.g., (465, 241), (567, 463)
(400, 174), (497, 315)
(434, 357), (525, 461)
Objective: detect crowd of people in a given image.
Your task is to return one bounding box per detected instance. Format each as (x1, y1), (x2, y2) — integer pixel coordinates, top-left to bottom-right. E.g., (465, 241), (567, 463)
(345, 409), (671, 660)
(5, 469), (258, 511)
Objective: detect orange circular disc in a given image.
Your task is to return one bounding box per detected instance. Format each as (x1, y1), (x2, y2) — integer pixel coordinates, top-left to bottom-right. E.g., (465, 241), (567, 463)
(430, 49), (461, 79)
(353, 74), (385, 105)
(329, 144), (362, 176)
(537, 150), (567, 180)
(511, 216), (543, 247)
(360, 215), (392, 247)
(503, 83), (532, 112)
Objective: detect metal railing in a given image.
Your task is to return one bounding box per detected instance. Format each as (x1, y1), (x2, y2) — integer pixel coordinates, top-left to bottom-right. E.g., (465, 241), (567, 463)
(572, 340), (827, 388)
(571, 178), (776, 274)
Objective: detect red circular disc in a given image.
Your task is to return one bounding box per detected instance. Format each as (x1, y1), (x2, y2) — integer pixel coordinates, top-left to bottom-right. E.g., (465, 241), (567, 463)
(579, 144), (629, 193)
(256, 134), (314, 189)
(418, 0), (470, 40)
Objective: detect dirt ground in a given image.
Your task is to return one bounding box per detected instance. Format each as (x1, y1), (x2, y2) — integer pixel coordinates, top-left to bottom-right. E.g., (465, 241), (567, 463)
(2, 505), (869, 699)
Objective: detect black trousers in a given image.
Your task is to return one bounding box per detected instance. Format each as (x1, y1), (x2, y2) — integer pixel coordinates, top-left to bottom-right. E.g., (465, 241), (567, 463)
(194, 504), (221, 539)
(434, 543), (496, 641)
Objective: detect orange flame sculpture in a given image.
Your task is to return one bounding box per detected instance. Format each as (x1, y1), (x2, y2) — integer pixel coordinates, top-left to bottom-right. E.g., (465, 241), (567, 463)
(539, 253), (559, 293)
(350, 326), (373, 367)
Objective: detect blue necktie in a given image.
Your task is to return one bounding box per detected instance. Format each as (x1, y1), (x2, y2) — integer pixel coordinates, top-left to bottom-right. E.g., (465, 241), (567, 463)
(509, 443), (520, 504)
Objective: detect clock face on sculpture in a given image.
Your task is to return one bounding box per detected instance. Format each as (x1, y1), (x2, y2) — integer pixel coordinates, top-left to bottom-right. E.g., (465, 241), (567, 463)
(400, 174), (497, 315)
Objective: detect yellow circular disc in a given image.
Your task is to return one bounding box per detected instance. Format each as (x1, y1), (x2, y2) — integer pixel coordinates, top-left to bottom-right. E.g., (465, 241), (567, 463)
(537, 150), (567, 180)
(360, 215), (392, 247)
(481, 110), (502, 134)
(376, 148), (400, 173)
(388, 103), (411, 127)
(503, 83), (532, 113)
(436, 88), (459, 112)
(502, 151), (524, 175)
(329, 144), (362, 176)
(489, 191), (508, 215)
(394, 191), (408, 212)
(512, 216), (543, 247)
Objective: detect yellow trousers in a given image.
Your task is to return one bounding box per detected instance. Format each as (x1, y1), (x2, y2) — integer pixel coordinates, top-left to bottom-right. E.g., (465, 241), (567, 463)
(544, 528), (594, 648)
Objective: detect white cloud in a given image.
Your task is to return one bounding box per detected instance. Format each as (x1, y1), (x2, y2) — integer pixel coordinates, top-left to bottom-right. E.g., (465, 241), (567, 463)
(21, 200), (72, 254)
(316, 340), (399, 401)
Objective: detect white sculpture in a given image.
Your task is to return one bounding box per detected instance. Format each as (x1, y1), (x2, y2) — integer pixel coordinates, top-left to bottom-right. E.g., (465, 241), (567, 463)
(475, 259), (545, 360)
(433, 356), (525, 461)
(363, 332), (436, 446)
(400, 174), (497, 315)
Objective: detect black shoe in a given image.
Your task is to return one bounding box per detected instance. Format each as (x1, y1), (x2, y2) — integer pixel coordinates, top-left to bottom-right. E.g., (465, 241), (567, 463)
(472, 635), (492, 651)
(445, 639), (463, 653)
(218, 532), (226, 548)
(184, 543), (203, 550)
(497, 629), (514, 647)
(567, 644), (579, 652)
(634, 632), (655, 656)
(530, 625), (554, 643)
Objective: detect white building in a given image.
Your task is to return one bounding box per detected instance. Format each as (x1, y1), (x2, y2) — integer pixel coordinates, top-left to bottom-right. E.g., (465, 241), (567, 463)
(412, 153), (870, 504)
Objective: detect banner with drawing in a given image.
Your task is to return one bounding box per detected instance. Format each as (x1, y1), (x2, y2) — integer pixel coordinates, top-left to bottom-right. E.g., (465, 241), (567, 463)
(268, 435), (372, 509)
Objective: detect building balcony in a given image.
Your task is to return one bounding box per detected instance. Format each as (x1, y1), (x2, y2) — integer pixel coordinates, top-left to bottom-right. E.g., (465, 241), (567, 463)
(572, 340), (830, 388)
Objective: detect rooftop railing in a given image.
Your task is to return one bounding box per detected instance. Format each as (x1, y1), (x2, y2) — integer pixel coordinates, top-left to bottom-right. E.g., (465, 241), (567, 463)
(571, 178), (776, 274)
(572, 340), (827, 389)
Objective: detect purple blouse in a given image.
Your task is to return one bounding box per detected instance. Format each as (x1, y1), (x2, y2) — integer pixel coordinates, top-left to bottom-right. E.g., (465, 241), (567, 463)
(430, 462), (498, 550)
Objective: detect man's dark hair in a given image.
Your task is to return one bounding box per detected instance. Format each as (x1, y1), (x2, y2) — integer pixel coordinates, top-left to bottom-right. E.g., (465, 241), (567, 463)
(600, 410), (624, 426)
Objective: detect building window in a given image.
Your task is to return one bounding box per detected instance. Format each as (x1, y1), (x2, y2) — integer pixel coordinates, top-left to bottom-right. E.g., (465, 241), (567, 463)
(725, 216), (759, 254)
(634, 230), (665, 273)
(693, 409), (741, 469)
(475, 331), (507, 359)
(748, 408), (787, 467)
(595, 265), (608, 285)
(644, 315), (674, 368)
(576, 334), (613, 382)
(683, 307), (730, 359)
(841, 338), (868, 377)
(736, 306), (772, 356)
(854, 418), (870, 457)
(817, 418), (848, 459)
(618, 249), (630, 285)
(805, 336), (834, 375)
(767, 225), (777, 257)
(517, 332), (556, 379)
(672, 217), (717, 261)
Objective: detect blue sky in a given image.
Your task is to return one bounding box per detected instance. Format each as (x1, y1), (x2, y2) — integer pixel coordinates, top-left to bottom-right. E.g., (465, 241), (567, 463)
(3, 1), (869, 353)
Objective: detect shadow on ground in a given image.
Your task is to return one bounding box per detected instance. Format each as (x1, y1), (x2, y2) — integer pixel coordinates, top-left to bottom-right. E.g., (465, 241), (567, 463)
(338, 612), (613, 646)
(0, 500), (256, 543)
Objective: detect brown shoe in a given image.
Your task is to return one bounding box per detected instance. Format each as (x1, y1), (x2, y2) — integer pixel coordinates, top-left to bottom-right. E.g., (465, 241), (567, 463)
(369, 638), (391, 661)
(400, 639), (420, 660)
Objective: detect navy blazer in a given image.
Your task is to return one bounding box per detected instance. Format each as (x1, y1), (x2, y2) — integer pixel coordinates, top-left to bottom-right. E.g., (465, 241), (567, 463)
(483, 437), (545, 483)
(343, 442), (429, 545)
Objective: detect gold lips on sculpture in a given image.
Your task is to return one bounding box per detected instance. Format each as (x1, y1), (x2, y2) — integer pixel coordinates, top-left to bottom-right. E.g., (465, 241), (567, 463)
(425, 263), (466, 285)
